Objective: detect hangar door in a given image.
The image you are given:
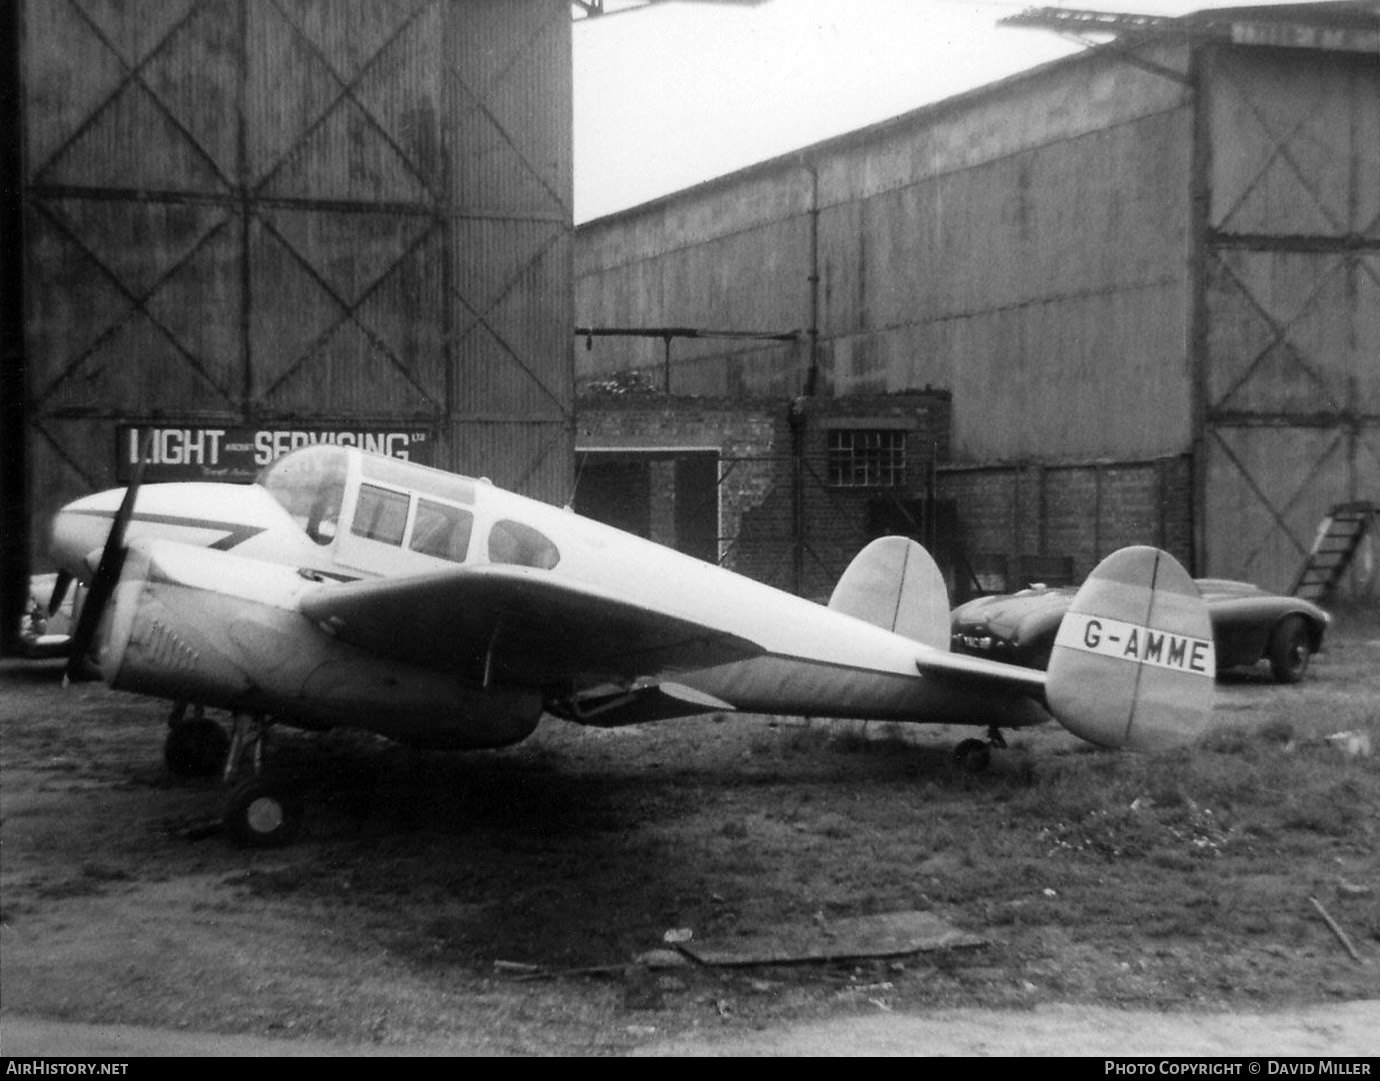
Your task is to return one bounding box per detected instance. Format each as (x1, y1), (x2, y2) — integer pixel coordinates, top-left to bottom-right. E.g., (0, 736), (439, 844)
(1201, 47), (1379, 593)
(21, 0), (573, 555)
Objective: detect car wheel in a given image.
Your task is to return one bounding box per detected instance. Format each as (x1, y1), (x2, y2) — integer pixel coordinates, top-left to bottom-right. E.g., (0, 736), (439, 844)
(1267, 615), (1311, 684)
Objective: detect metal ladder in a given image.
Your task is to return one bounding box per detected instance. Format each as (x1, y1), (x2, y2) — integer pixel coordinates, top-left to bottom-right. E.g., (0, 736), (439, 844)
(1289, 502), (1375, 602)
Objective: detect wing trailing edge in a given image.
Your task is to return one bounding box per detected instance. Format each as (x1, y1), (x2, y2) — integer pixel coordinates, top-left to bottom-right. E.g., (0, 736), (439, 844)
(300, 564), (765, 688)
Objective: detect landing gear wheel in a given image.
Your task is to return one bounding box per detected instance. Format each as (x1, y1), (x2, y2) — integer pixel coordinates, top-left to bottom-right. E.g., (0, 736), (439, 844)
(1268, 615), (1311, 684)
(953, 738), (992, 774)
(165, 717), (231, 778)
(224, 780), (303, 848)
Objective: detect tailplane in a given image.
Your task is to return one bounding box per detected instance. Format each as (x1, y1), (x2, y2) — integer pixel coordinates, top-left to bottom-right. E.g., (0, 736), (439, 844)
(1046, 546), (1214, 751)
(828, 537), (950, 650)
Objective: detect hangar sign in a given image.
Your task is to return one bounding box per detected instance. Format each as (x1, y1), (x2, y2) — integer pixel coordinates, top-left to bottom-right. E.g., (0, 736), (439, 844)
(116, 425), (435, 483)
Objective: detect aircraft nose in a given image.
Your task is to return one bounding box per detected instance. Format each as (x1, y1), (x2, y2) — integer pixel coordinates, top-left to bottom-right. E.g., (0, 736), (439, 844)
(49, 490), (125, 578)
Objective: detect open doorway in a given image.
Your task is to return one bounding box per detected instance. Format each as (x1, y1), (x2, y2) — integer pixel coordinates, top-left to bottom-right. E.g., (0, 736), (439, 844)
(573, 449), (720, 564)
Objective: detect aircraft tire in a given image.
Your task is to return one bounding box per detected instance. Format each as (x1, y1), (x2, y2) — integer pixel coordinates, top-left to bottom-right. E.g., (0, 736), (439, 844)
(953, 738), (991, 774)
(164, 718), (231, 778)
(1267, 616), (1311, 685)
(224, 780), (303, 848)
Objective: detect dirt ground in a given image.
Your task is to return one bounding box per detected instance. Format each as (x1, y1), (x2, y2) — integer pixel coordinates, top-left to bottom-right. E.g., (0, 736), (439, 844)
(2, 616), (1378, 1057)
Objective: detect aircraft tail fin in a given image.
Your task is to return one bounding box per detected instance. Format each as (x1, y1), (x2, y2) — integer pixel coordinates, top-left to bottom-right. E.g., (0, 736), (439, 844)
(1045, 546), (1215, 751)
(828, 537), (951, 650)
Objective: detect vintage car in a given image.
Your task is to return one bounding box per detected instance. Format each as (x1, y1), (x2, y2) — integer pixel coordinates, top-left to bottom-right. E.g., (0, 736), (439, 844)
(951, 577), (1330, 683)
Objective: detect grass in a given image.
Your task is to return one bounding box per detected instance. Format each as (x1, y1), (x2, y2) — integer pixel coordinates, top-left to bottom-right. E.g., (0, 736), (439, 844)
(1, 608), (1377, 1044)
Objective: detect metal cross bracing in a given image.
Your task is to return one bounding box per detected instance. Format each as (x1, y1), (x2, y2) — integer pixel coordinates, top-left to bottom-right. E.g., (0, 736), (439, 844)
(26, 0), (572, 494)
(1200, 49), (1380, 589)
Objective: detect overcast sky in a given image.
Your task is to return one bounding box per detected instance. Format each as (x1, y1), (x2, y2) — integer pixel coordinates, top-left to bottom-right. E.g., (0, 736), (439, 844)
(571, 0), (1329, 222)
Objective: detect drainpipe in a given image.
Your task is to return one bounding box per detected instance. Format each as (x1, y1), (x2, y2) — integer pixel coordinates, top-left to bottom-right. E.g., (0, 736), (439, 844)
(791, 159), (821, 596)
(803, 159), (821, 398)
(1188, 42), (1211, 577)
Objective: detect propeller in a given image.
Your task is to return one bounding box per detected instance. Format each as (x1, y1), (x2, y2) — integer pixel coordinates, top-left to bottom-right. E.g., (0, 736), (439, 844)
(64, 441), (149, 684)
(47, 570), (73, 617)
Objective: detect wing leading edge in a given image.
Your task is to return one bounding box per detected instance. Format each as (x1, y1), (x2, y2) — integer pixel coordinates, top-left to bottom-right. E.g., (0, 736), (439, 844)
(299, 564), (765, 689)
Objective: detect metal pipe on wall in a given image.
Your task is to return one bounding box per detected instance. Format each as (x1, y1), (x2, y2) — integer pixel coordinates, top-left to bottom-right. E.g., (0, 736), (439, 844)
(804, 159), (820, 398)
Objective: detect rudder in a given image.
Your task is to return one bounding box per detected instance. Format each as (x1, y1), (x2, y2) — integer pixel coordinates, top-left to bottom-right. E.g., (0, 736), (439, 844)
(828, 537), (950, 650)
(1046, 546), (1214, 751)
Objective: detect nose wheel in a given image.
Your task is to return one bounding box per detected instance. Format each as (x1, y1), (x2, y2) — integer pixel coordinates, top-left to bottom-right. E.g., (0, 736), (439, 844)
(220, 712), (302, 847)
(953, 728), (1006, 774)
(224, 777), (303, 848)
(163, 705), (303, 847)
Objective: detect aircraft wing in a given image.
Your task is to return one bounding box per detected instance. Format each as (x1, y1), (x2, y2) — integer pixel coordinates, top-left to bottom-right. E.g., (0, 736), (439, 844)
(299, 564), (764, 688)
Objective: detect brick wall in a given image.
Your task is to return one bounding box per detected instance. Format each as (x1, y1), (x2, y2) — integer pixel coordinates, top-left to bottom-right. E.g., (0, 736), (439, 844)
(575, 392), (787, 572)
(938, 455), (1195, 590)
(576, 391), (953, 600)
(578, 392), (1193, 600)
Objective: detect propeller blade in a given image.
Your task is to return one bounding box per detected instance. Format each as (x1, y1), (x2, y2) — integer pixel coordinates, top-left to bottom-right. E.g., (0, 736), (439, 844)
(64, 440), (150, 683)
(47, 570), (73, 618)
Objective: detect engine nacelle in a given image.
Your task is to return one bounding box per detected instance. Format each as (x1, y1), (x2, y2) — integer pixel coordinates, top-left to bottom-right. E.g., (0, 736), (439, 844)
(95, 540), (542, 749)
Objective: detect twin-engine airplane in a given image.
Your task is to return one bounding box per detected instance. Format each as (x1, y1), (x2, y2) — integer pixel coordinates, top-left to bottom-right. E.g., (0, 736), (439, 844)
(48, 444), (1217, 846)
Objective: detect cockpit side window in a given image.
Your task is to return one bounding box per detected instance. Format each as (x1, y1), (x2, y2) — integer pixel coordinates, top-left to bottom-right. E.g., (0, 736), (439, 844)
(351, 484), (409, 546)
(488, 520), (560, 569)
(256, 445), (348, 546)
(410, 499), (473, 563)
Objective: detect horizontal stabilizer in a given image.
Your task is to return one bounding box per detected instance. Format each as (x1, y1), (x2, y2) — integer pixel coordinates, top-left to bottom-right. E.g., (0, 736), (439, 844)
(828, 537), (950, 650)
(1045, 547), (1214, 751)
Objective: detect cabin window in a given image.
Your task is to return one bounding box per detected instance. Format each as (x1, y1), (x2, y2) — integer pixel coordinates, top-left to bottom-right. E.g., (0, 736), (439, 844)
(827, 429), (906, 488)
(351, 484), (409, 546)
(488, 520), (560, 569)
(363, 454), (476, 506)
(409, 499), (473, 564)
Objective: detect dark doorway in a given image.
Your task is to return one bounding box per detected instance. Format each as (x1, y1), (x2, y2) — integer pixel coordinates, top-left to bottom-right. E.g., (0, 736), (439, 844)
(573, 458), (651, 538)
(674, 455), (719, 563)
(574, 450), (719, 562)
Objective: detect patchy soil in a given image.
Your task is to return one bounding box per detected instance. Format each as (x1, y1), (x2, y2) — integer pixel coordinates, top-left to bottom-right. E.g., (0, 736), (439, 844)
(2, 610), (1378, 1056)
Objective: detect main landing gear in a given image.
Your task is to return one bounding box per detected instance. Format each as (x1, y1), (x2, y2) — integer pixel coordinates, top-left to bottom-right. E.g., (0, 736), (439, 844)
(953, 727), (1006, 774)
(164, 703), (230, 778)
(164, 703), (303, 848)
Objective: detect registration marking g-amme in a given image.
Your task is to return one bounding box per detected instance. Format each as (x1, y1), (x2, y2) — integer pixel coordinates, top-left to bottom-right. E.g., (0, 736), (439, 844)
(1054, 613), (1216, 676)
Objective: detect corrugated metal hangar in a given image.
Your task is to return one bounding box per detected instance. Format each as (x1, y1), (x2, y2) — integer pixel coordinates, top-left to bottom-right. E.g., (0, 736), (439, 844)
(574, 2), (1379, 599)
(2, 3), (1376, 655)
(1, 0), (575, 650)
